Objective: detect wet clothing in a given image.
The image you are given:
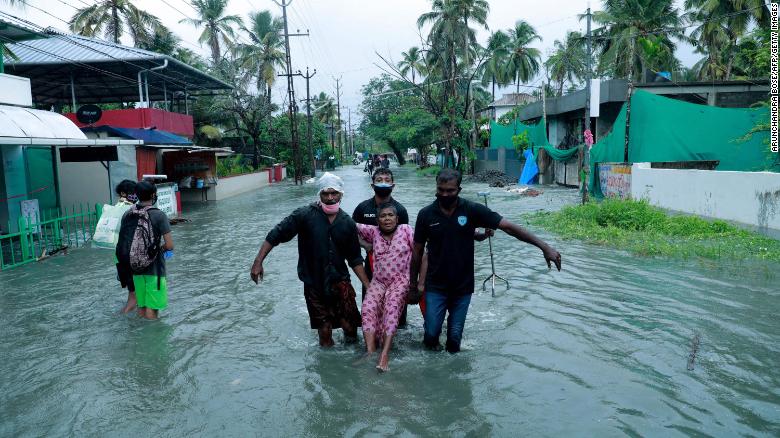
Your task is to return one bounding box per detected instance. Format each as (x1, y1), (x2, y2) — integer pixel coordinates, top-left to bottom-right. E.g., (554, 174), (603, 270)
(352, 197), (410, 324)
(134, 275), (168, 310)
(114, 199), (135, 292)
(117, 206), (171, 304)
(414, 198), (502, 296)
(119, 207), (171, 278)
(266, 203), (364, 290)
(423, 289), (472, 353)
(266, 204), (364, 329)
(304, 281), (361, 330)
(381, 158), (390, 168)
(357, 224), (414, 336)
(116, 262), (135, 292)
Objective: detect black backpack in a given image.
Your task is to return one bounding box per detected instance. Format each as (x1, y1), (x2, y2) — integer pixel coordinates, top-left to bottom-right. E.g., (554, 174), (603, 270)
(116, 206), (160, 273)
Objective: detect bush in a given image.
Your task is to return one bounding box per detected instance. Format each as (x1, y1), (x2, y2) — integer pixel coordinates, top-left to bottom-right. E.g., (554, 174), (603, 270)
(526, 199), (780, 261)
(217, 154), (254, 177)
(416, 165), (441, 177)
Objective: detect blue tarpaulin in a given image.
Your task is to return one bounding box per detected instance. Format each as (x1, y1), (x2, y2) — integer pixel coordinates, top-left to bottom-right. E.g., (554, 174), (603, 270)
(519, 149), (538, 184)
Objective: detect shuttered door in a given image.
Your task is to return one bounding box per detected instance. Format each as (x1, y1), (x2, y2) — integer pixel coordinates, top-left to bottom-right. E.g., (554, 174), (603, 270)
(136, 148), (157, 180)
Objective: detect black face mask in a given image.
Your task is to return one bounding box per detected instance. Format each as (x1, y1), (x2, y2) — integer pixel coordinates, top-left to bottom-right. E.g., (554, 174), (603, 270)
(372, 183), (394, 198)
(436, 193), (458, 208)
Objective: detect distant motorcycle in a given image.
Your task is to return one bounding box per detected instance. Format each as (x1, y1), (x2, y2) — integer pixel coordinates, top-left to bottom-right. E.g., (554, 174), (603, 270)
(352, 157), (361, 165)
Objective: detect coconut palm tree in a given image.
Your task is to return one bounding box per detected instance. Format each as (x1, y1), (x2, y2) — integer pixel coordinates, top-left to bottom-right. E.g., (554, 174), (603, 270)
(684, 0), (770, 79)
(506, 20), (542, 94)
(236, 10), (285, 96)
(69, 0), (164, 44)
(592, 0), (684, 81)
(417, 0), (489, 166)
(398, 46), (425, 84)
(479, 30), (511, 102)
(181, 0), (243, 65)
(544, 31), (586, 96)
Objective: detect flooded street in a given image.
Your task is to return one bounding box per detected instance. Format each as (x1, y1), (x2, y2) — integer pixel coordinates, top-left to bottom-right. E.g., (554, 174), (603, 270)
(1, 165), (778, 437)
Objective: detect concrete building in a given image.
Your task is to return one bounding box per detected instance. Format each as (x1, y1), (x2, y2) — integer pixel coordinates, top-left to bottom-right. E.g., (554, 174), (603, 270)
(508, 78), (770, 186)
(480, 92), (536, 120)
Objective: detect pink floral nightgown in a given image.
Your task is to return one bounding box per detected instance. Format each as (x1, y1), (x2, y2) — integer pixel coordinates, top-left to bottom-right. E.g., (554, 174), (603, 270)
(356, 223), (414, 336)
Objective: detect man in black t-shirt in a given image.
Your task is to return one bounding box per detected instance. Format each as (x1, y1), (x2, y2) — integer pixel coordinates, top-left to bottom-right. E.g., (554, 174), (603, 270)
(410, 168), (562, 353)
(352, 168), (410, 324)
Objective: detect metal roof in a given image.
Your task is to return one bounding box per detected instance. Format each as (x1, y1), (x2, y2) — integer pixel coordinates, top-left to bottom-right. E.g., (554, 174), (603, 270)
(0, 19), (46, 42)
(3, 31), (232, 105)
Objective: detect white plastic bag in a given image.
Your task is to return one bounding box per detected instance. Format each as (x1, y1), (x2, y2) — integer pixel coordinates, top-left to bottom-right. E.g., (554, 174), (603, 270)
(93, 202), (133, 249)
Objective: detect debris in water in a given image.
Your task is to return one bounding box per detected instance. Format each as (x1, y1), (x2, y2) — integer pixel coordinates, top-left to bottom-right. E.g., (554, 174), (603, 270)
(687, 332), (701, 371)
(466, 170), (515, 187)
(507, 186), (543, 197)
(230, 378), (242, 385)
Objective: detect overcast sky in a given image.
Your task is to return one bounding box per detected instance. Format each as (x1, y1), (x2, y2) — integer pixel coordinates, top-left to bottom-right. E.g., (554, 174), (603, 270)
(2, 0), (698, 124)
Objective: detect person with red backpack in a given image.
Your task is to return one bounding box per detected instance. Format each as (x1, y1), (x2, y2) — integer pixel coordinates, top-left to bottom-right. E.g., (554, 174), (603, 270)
(116, 181), (174, 320)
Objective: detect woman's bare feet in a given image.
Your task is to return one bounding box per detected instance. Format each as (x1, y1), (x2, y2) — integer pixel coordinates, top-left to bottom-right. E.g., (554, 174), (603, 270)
(376, 352), (389, 372)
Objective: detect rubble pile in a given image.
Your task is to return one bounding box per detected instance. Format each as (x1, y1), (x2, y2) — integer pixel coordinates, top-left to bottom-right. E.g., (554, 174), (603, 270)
(466, 170), (515, 187)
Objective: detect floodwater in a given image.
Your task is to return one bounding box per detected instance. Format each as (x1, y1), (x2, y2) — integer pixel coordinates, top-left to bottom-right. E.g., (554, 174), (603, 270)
(1, 166), (778, 437)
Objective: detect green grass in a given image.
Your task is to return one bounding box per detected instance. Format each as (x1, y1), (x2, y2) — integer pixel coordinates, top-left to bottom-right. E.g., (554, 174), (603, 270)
(525, 199), (780, 261)
(415, 165), (441, 177)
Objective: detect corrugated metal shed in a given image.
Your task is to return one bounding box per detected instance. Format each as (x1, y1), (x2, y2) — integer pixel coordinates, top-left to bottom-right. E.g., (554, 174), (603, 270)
(3, 29), (231, 105)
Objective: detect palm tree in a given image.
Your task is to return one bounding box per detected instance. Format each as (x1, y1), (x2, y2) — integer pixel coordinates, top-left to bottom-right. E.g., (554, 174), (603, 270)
(417, 0), (489, 167)
(506, 20), (542, 95)
(312, 92), (337, 145)
(181, 0), (243, 65)
(69, 0), (164, 44)
(398, 46), (425, 84)
(136, 27), (180, 55)
(479, 30), (511, 102)
(685, 0), (770, 79)
(592, 0), (684, 81)
(236, 10), (285, 96)
(544, 31), (586, 96)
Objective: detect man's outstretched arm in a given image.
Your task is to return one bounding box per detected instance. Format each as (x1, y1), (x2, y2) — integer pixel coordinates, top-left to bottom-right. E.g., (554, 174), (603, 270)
(498, 219), (562, 271)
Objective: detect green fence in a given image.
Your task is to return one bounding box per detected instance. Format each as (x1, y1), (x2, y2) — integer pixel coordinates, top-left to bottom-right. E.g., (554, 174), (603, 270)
(0, 204), (102, 271)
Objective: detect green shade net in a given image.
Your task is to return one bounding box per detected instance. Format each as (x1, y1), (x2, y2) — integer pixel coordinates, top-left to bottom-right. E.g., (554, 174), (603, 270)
(589, 89), (778, 197)
(489, 118), (580, 161)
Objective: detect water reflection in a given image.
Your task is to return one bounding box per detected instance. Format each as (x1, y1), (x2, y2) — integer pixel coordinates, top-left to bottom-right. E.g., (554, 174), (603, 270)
(300, 348), (492, 436)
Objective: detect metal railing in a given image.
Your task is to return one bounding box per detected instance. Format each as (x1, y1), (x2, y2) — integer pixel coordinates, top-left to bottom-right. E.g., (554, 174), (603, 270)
(0, 204), (101, 271)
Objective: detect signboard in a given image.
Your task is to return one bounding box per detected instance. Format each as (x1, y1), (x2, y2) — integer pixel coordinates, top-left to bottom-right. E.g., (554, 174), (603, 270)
(20, 199), (41, 234)
(598, 162), (632, 199)
(590, 79), (600, 117)
(155, 183), (177, 217)
(76, 104), (102, 124)
(60, 146), (118, 162)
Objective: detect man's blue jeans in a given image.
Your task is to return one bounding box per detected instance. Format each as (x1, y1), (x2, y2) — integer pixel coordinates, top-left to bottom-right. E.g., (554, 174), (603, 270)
(423, 290), (472, 353)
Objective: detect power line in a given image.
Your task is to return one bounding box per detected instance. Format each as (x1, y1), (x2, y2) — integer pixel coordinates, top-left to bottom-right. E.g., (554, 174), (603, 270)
(0, 11), (223, 97)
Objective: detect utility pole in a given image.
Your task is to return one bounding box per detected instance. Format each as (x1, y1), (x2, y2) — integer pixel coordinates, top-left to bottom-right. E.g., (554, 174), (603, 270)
(582, 5), (593, 204)
(274, 0), (308, 184)
(300, 67), (317, 176)
(348, 107), (352, 157)
(624, 38), (635, 163)
(335, 77), (343, 163)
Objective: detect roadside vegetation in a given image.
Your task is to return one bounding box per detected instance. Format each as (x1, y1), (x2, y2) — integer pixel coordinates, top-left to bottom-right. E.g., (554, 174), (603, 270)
(416, 165), (441, 177)
(526, 199), (780, 262)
